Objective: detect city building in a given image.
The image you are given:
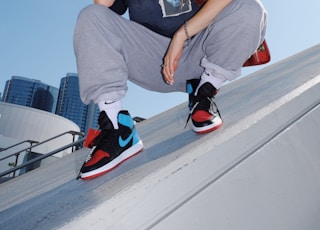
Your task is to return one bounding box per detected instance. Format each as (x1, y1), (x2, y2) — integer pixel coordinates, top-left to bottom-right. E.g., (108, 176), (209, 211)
(56, 73), (99, 133)
(1, 74), (143, 136)
(2, 76), (58, 113)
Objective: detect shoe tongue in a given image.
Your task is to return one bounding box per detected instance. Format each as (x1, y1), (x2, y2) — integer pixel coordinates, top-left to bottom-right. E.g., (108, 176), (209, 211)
(98, 111), (114, 130)
(198, 82), (215, 97)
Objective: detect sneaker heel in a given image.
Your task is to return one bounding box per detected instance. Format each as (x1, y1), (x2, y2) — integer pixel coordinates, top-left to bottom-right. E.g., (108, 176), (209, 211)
(84, 128), (101, 148)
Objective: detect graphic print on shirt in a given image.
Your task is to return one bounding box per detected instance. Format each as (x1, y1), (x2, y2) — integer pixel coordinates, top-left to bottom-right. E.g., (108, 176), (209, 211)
(159, 0), (192, 17)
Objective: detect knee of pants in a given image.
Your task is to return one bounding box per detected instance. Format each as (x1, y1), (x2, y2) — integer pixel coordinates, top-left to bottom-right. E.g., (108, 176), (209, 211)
(77, 4), (115, 24)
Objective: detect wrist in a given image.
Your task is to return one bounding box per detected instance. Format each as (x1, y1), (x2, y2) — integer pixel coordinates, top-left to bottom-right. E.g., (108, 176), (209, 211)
(183, 21), (191, 41)
(174, 27), (187, 42)
(174, 24), (191, 43)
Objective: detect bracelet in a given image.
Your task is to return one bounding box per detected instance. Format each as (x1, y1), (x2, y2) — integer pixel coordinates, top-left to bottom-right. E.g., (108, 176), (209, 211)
(183, 21), (191, 41)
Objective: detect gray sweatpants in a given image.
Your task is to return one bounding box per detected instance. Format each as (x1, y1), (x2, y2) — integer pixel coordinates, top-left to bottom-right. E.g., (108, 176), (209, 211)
(74, 0), (267, 104)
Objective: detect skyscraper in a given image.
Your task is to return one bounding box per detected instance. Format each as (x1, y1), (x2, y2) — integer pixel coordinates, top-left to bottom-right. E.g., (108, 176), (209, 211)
(2, 76), (58, 113)
(56, 73), (99, 133)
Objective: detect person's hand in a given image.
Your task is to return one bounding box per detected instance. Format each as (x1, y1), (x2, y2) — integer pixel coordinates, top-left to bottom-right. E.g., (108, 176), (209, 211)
(93, 0), (115, 7)
(161, 0), (233, 85)
(162, 30), (185, 85)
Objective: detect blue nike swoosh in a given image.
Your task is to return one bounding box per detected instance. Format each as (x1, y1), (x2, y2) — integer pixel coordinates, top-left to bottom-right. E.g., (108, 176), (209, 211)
(118, 132), (134, 148)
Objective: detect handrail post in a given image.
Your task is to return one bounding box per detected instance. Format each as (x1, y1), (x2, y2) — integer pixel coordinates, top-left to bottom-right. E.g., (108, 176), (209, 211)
(72, 133), (76, 152)
(12, 153), (20, 178)
(12, 140), (38, 178)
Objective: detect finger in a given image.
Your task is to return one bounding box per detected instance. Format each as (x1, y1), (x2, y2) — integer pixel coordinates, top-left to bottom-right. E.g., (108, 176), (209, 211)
(162, 64), (174, 85)
(168, 63), (174, 79)
(165, 66), (174, 84)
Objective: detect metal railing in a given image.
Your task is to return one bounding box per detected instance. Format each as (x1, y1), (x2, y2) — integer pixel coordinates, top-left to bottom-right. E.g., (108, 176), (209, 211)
(0, 130), (85, 180)
(0, 140), (39, 153)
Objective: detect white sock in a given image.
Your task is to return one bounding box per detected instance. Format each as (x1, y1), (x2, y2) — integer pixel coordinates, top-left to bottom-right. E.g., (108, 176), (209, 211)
(98, 100), (122, 129)
(197, 70), (226, 94)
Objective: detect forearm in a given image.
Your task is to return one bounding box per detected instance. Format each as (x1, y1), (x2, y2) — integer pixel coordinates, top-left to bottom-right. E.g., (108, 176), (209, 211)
(175, 0), (233, 41)
(93, 0), (115, 7)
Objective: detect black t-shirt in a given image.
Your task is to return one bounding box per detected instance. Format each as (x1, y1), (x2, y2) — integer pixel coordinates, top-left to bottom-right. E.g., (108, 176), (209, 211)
(111, 0), (202, 37)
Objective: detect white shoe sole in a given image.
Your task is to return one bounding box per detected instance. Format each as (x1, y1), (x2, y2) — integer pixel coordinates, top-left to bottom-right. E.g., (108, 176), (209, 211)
(192, 116), (223, 134)
(80, 140), (144, 180)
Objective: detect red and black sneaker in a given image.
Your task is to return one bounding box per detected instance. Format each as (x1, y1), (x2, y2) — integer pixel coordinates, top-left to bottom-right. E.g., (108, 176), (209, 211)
(80, 110), (143, 180)
(186, 79), (223, 134)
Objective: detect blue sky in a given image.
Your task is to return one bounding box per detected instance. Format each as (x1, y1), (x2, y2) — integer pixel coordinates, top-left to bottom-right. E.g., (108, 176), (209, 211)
(1, 0), (319, 119)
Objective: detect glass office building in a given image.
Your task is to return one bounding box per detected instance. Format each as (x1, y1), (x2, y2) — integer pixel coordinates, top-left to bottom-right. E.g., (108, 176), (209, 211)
(2, 76), (58, 113)
(56, 73), (99, 133)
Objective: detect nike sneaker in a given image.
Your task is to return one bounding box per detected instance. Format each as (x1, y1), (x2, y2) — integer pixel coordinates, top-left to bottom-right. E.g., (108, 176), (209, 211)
(80, 110), (144, 180)
(186, 79), (223, 134)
